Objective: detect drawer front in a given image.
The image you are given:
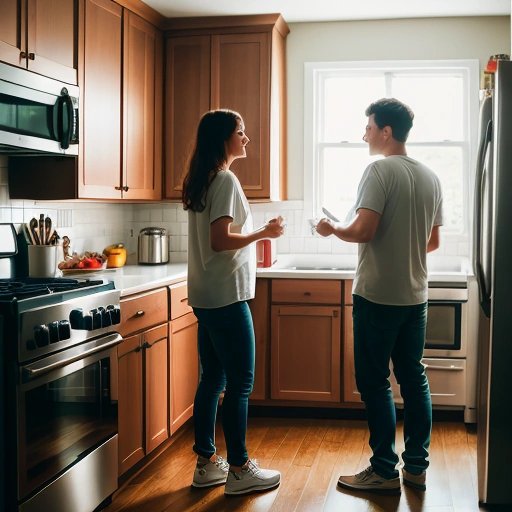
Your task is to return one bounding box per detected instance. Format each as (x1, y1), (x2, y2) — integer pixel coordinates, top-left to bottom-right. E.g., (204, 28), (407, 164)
(271, 279), (342, 305)
(169, 283), (193, 320)
(120, 288), (168, 337)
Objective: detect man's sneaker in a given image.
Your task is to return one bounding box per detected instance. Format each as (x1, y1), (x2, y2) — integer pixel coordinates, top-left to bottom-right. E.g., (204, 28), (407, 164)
(192, 455), (229, 488)
(224, 459), (281, 495)
(402, 469), (426, 491)
(337, 466), (401, 495)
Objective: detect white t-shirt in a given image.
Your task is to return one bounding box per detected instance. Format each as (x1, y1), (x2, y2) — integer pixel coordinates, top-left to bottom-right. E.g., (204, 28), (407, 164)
(352, 155), (443, 305)
(187, 170), (256, 308)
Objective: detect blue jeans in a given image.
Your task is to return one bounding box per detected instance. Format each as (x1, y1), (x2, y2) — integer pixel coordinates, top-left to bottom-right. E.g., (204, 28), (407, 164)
(192, 301), (255, 466)
(353, 294), (432, 479)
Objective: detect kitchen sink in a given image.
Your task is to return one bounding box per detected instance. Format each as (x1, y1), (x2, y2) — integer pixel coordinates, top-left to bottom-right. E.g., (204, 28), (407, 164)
(287, 265), (355, 271)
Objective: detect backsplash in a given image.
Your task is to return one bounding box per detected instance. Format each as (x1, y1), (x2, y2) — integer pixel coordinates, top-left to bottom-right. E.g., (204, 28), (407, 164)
(0, 156), (469, 265)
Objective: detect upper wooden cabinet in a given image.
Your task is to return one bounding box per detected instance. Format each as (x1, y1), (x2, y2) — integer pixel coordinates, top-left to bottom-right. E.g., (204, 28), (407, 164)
(79, 0), (163, 199)
(164, 14), (289, 201)
(0, 0), (79, 84)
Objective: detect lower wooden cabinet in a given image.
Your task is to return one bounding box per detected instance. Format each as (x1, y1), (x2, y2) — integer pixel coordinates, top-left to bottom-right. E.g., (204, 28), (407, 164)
(249, 279), (270, 400)
(169, 311), (199, 434)
(342, 305), (362, 403)
(271, 304), (341, 402)
(118, 323), (169, 475)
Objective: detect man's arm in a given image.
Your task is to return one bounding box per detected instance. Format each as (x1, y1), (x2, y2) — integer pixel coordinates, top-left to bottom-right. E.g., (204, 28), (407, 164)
(316, 208), (381, 243)
(427, 225), (440, 253)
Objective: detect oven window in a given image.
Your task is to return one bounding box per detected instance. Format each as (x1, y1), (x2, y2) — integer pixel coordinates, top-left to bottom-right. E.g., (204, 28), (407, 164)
(426, 302), (462, 350)
(19, 356), (117, 497)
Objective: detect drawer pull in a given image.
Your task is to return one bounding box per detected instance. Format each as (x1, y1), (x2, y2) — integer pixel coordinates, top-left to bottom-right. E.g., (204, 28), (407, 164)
(304, 291), (311, 296)
(142, 341), (151, 349)
(180, 298), (188, 303)
(134, 310), (145, 318)
(424, 364), (464, 371)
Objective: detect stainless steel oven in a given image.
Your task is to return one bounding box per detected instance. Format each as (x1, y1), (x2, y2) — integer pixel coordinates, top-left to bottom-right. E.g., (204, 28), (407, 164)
(17, 333), (120, 512)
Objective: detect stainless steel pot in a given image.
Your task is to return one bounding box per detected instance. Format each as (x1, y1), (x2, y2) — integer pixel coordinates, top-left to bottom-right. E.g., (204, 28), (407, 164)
(138, 227), (169, 265)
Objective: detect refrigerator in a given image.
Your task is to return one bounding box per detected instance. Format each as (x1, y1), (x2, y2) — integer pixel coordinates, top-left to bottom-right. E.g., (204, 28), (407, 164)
(473, 59), (512, 505)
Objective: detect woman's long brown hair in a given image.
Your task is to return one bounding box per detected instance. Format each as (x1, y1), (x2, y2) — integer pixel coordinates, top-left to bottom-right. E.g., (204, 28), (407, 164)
(182, 109), (240, 212)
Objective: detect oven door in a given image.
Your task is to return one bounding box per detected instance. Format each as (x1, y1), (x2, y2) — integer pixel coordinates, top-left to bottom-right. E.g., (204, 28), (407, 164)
(424, 300), (467, 357)
(17, 333), (120, 502)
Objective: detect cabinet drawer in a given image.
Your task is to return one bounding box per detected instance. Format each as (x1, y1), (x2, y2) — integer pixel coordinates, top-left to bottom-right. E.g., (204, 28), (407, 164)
(271, 279), (342, 305)
(169, 283), (193, 320)
(120, 288), (168, 337)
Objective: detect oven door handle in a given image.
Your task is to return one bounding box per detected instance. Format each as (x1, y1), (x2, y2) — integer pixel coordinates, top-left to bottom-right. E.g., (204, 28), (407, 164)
(423, 363), (464, 371)
(22, 333), (122, 380)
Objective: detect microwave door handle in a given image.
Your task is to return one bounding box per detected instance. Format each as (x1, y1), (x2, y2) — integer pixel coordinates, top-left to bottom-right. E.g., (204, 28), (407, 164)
(56, 87), (74, 149)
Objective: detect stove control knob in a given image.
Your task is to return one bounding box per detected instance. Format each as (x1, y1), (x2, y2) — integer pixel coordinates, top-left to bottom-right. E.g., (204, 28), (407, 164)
(107, 305), (121, 325)
(34, 325), (50, 347)
(83, 314), (93, 331)
(90, 309), (102, 330)
(70, 308), (84, 329)
(101, 308), (112, 327)
(48, 321), (60, 343)
(58, 320), (71, 340)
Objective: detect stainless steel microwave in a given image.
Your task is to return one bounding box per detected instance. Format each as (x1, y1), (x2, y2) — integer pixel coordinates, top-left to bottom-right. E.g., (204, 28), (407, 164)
(0, 62), (79, 155)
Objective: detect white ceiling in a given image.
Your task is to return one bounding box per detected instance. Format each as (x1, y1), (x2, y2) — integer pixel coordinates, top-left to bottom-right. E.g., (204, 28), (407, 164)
(143, 0), (510, 23)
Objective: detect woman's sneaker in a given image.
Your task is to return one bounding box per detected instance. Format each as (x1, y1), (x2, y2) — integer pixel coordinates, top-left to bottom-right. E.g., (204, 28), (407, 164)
(337, 466), (401, 495)
(402, 469), (426, 491)
(192, 455), (229, 488)
(224, 460), (281, 495)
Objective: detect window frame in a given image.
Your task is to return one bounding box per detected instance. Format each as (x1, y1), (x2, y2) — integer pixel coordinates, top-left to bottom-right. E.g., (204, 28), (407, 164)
(303, 59), (480, 235)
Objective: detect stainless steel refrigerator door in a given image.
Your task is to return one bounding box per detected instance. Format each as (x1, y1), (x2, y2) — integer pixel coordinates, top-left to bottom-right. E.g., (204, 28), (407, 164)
(477, 59), (512, 506)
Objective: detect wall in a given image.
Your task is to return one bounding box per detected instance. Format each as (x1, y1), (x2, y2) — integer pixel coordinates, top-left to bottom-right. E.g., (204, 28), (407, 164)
(1, 16), (510, 264)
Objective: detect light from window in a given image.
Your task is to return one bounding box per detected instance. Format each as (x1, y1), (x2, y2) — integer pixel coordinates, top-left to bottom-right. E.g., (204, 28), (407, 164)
(305, 60), (479, 234)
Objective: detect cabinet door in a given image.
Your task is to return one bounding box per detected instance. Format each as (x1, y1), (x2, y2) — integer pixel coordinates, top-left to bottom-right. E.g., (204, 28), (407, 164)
(79, 0), (122, 199)
(342, 305), (362, 403)
(169, 312), (199, 434)
(144, 324), (169, 453)
(164, 35), (210, 199)
(26, 0), (78, 84)
(0, 0), (25, 68)
(122, 11), (162, 200)
(211, 32), (270, 199)
(118, 333), (144, 475)
(249, 278), (270, 400)
(271, 305), (341, 402)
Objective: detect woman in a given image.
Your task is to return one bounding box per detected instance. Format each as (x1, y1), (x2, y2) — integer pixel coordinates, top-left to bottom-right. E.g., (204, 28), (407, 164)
(183, 109), (284, 495)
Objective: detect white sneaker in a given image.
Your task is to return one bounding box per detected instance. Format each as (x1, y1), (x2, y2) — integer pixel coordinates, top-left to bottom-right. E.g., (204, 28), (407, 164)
(192, 455), (229, 488)
(337, 466), (401, 495)
(224, 459), (281, 495)
(402, 468), (426, 491)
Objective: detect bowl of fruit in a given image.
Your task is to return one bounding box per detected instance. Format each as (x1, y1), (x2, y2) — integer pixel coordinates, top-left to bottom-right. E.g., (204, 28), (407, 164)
(58, 251), (108, 273)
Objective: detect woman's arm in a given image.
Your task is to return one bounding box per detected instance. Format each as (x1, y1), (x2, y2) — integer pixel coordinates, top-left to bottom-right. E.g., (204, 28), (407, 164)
(210, 216), (284, 252)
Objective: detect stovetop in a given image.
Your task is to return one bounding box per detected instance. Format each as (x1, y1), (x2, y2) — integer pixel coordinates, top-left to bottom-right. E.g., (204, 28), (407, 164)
(0, 277), (106, 301)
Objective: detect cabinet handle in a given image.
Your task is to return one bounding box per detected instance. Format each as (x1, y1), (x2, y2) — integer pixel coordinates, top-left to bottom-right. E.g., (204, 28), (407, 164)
(135, 345), (142, 352)
(142, 341), (151, 349)
(180, 298), (188, 303)
(304, 291), (311, 296)
(123, 186), (129, 192)
(20, 51), (27, 59)
(28, 52), (35, 60)
(134, 310), (145, 317)
(114, 186), (123, 190)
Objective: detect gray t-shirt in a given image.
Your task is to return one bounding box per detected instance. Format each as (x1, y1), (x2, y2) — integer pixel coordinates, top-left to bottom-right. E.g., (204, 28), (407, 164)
(352, 155), (443, 305)
(187, 170), (256, 308)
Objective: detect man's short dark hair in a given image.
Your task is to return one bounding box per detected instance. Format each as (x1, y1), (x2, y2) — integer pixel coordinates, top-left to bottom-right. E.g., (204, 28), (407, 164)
(365, 98), (414, 143)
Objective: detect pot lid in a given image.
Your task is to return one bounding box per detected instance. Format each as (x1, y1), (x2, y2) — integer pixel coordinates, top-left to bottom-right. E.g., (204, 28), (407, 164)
(139, 227), (167, 235)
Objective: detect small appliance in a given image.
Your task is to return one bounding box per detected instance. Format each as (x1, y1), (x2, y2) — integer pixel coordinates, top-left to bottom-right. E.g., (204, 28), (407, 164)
(138, 227), (169, 265)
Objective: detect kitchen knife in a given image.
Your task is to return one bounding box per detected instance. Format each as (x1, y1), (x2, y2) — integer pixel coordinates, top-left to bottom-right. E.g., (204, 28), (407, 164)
(321, 207), (340, 222)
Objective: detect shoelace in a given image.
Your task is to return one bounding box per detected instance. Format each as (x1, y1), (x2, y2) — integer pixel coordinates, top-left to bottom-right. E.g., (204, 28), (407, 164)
(355, 466), (375, 481)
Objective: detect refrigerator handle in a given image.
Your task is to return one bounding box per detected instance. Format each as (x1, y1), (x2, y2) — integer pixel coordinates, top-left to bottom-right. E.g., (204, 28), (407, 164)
(473, 119), (492, 317)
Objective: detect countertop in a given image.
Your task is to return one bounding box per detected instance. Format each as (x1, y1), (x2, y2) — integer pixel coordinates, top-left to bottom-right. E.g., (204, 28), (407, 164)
(64, 254), (471, 296)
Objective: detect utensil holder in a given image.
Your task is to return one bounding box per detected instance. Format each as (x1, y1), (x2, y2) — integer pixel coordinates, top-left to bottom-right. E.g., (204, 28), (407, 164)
(28, 245), (59, 278)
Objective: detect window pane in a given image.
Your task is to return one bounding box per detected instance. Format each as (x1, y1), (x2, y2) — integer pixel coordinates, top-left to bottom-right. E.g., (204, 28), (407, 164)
(320, 147), (380, 219)
(407, 146), (463, 231)
(323, 76), (385, 143)
(393, 75), (464, 142)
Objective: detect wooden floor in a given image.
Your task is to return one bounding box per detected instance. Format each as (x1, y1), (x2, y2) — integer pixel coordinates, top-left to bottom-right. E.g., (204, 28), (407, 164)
(106, 417), (494, 512)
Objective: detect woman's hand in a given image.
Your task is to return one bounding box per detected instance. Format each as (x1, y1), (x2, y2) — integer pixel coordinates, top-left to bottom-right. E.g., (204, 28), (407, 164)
(263, 216), (285, 239)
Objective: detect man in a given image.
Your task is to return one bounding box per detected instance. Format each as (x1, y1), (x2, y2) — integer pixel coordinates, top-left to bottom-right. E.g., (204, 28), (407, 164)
(316, 98), (443, 494)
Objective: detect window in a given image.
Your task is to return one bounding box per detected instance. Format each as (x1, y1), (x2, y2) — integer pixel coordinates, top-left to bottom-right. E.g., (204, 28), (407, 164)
(304, 60), (479, 234)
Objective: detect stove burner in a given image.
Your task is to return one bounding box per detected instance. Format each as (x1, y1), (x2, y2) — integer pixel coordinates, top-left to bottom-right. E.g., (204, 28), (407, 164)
(0, 277), (105, 300)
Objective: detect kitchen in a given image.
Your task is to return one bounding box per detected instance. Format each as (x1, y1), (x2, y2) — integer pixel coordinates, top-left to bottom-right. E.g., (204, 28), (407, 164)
(0, 0), (511, 511)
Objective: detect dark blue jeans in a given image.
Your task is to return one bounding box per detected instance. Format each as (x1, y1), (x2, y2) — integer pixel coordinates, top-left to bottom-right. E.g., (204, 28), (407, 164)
(353, 294), (432, 479)
(192, 301), (255, 467)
